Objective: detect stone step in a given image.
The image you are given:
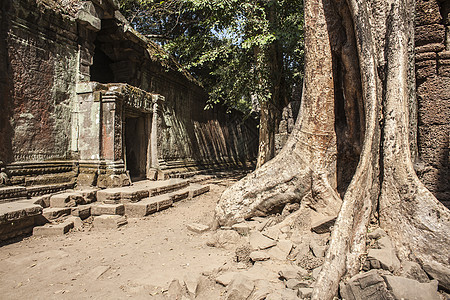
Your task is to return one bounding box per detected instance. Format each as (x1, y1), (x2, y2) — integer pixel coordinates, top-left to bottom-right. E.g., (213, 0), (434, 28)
(93, 215), (127, 230)
(91, 203), (124, 216)
(70, 205), (91, 219)
(42, 207), (72, 221)
(0, 201), (43, 241)
(96, 178), (189, 204)
(124, 194), (173, 218)
(49, 192), (85, 208)
(123, 184), (209, 218)
(33, 218), (74, 236)
(189, 184), (210, 198)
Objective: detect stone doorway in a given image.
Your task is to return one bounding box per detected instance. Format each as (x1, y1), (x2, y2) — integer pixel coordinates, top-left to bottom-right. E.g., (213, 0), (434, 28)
(124, 115), (149, 181)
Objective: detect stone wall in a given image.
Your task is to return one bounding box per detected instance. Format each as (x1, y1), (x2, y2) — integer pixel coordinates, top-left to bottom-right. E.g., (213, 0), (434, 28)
(0, 0), (258, 193)
(415, 0), (450, 206)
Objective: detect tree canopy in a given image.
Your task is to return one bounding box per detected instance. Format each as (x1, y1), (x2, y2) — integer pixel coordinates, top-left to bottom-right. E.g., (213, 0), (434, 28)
(119, 0), (304, 114)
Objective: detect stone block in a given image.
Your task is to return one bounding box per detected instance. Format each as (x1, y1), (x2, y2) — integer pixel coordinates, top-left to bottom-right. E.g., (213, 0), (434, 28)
(417, 76), (450, 125)
(216, 272), (238, 286)
(278, 265), (308, 281)
(415, 24), (445, 46)
(416, 60), (437, 80)
(170, 189), (190, 202)
(249, 251), (270, 262)
(189, 184), (210, 198)
(382, 275), (440, 300)
(71, 205), (91, 219)
(415, 52), (437, 62)
(400, 261), (430, 283)
(416, 0), (442, 25)
(311, 215), (336, 234)
(268, 239), (293, 260)
(339, 270), (394, 300)
(367, 248), (401, 272)
(186, 223), (209, 233)
(207, 230), (241, 249)
(66, 216), (83, 230)
(42, 207), (71, 220)
(76, 10), (101, 32)
(438, 60), (450, 77)
(124, 199), (157, 218)
(96, 189), (122, 203)
(231, 222), (251, 235)
(33, 219), (74, 236)
(310, 240), (326, 257)
(49, 193), (84, 208)
(120, 188), (149, 203)
(0, 202), (42, 225)
(91, 203), (124, 216)
(93, 215), (127, 229)
(415, 43), (445, 53)
(226, 274), (254, 300)
(249, 231), (277, 250)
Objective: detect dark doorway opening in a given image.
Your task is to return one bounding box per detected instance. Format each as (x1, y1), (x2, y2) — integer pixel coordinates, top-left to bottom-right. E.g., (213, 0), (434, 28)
(90, 46), (114, 83)
(125, 116), (148, 181)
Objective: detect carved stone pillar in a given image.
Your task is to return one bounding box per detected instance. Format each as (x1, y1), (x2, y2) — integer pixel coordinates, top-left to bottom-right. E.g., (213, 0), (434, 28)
(146, 94), (165, 180)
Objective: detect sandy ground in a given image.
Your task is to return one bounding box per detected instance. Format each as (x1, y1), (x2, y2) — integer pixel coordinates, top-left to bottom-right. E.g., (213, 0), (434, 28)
(0, 177), (242, 300)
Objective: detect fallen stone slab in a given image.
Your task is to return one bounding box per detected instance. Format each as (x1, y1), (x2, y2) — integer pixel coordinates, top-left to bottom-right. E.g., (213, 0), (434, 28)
(216, 272), (239, 286)
(250, 251), (270, 262)
(278, 265), (309, 281)
(382, 275), (440, 300)
(71, 205), (91, 219)
(249, 231), (277, 250)
(226, 274), (254, 300)
(232, 222), (251, 235)
(377, 236), (393, 249)
(310, 215), (337, 234)
(93, 215), (127, 229)
(400, 261), (430, 283)
(42, 207), (72, 221)
(309, 240), (326, 258)
(91, 203), (124, 216)
(267, 239), (293, 260)
(33, 219), (74, 236)
(207, 230), (241, 249)
(339, 269), (394, 300)
(187, 223), (209, 233)
(367, 248), (401, 272)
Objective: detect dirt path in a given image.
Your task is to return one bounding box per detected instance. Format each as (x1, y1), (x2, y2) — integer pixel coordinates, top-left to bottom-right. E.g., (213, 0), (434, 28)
(0, 177), (240, 299)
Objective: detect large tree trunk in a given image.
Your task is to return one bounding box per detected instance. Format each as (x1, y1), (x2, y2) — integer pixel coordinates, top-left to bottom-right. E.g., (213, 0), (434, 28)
(216, 0), (450, 297)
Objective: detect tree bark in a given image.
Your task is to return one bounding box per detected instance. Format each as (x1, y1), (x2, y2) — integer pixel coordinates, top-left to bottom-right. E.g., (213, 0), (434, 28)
(216, 0), (450, 297)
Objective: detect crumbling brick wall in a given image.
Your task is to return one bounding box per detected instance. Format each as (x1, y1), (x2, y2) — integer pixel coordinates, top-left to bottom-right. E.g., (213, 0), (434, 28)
(415, 0), (450, 206)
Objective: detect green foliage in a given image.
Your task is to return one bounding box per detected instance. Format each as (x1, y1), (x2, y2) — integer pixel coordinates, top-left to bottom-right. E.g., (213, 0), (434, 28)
(119, 0), (304, 114)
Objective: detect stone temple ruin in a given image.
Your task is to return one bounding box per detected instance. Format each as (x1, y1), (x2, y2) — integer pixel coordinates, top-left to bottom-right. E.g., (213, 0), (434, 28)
(0, 0), (449, 244)
(0, 0), (258, 240)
